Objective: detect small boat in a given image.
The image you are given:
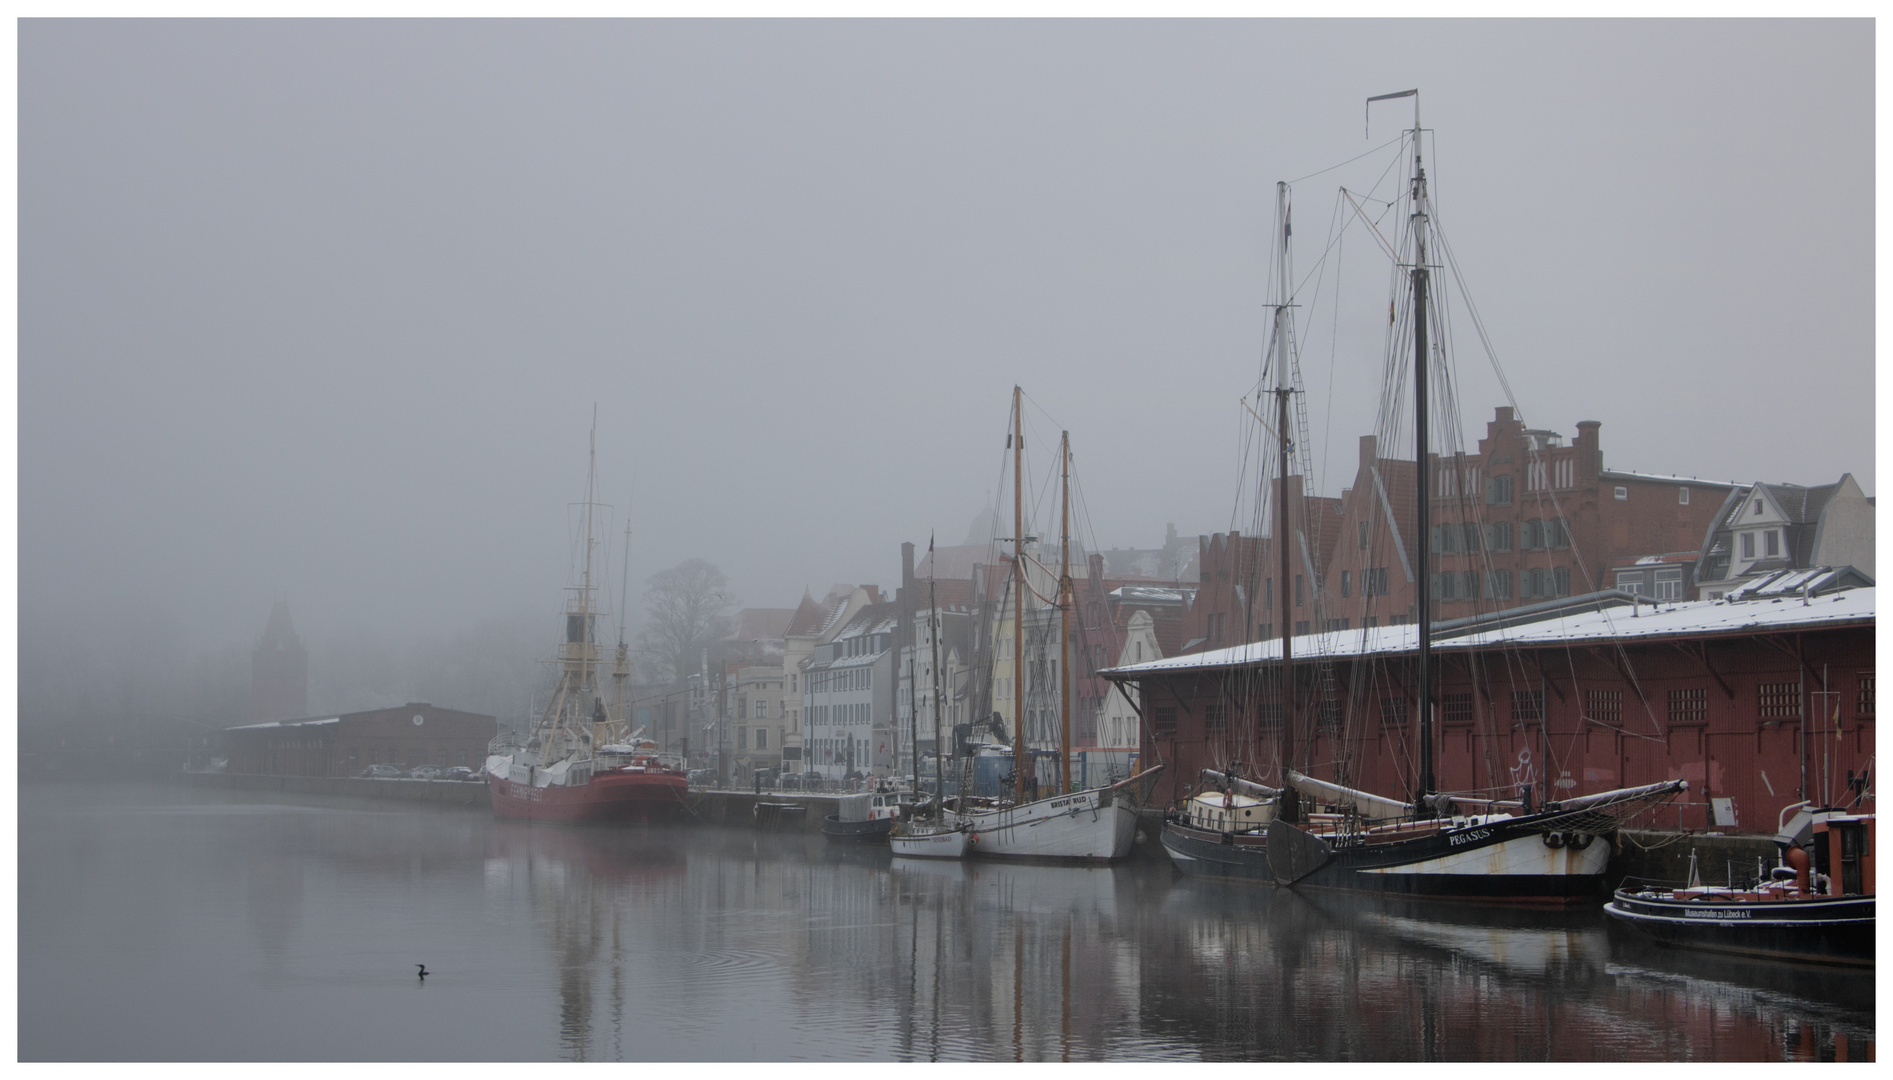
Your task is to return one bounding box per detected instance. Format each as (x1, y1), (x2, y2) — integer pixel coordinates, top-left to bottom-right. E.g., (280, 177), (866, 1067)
(1606, 807), (1875, 966)
(890, 817), (970, 858)
(821, 789), (913, 842)
(1159, 769), (1279, 882)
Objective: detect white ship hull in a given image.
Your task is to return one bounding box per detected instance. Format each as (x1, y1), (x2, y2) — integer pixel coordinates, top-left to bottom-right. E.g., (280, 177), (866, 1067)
(890, 825), (969, 859)
(948, 786), (1139, 861)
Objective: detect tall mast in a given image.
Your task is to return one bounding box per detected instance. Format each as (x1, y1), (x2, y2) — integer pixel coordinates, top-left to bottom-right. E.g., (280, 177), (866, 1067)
(1012, 385), (1027, 805)
(1272, 180), (1299, 820)
(1409, 98), (1435, 807)
(907, 647), (917, 784)
(1371, 88), (1434, 807)
(581, 409), (599, 752)
(1058, 430), (1072, 797)
(928, 538), (944, 818)
(614, 520), (632, 738)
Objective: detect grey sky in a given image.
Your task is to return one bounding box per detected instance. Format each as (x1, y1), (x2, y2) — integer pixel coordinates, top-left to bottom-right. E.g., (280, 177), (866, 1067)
(21, 19), (1873, 656)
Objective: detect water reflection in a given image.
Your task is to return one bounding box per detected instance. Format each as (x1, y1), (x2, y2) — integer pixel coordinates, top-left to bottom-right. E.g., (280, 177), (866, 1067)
(1148, 880), (1874, 1061)
(17, 784), (1876, 1061)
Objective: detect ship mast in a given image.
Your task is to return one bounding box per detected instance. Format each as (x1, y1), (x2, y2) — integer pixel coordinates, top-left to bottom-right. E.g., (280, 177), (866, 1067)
(1370, 87), (1435, 808)
(928, 539), (944, 819)
(612, 520), (632, 744)
(1271, 180), (1300, 822)
(1012, 385), (1027, 805)
(540, 409), (603, 765)
(1058, 430), (1073, 797)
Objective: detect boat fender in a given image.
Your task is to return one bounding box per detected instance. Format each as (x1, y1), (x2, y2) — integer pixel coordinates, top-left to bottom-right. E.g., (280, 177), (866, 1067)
(1567, 832), (1592, 850)
(1542, 832), (1566, 849)
(1786, 844), (1810, 896)
(968, 831), (978, 847)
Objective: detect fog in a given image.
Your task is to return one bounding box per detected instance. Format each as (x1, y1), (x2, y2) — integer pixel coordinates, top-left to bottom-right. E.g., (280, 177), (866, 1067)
(20, 20), (1873, 735)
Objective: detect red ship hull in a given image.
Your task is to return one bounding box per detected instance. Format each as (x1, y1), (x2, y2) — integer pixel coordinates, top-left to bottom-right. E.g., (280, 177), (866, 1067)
(487, 768), (689, 824)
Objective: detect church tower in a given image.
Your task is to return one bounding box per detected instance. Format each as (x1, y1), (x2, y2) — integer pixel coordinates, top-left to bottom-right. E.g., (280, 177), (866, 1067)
(250, 601), (309, 722)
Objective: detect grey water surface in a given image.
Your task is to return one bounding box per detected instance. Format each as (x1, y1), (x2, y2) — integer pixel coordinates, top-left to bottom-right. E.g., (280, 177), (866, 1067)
(18, 782), (1874, 1061)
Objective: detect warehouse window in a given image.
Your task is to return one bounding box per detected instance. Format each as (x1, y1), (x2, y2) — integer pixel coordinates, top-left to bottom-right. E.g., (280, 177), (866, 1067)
(1587, 689), (1622, 727)
(1442, 692), (1473, 726)
(1758, 681), (1798, 721)
(1669, 687), (1708, 727)
(1153, 707), (1177, 735)
(1511, 689), (1544, 723)
(1379, 696), (1408, 728)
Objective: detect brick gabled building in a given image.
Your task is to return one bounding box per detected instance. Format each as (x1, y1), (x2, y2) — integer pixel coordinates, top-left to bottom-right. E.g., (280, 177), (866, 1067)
(1321, 407), (1736, 626)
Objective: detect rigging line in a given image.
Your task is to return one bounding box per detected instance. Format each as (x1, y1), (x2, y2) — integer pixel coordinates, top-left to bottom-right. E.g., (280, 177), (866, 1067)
(1285, 134), (1407, 185)
(1341, 187), (1402, 264)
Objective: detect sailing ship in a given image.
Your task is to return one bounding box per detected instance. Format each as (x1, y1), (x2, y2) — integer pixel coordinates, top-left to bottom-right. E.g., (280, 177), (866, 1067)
(486, 418), (689, 824)
(1256, 93), (1686, 902)
(945, 388), (1162, 861)
(1606, 805), (1875, 966)
(1148, 94), (1688, 901)
(891, 540), (971, 858)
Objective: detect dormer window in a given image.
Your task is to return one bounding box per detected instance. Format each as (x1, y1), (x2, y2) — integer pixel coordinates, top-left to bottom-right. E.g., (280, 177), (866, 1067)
(1765, 530), (1780, 557)
(1741, 532), (1756, 559)
(1753, 499), (1763, 516)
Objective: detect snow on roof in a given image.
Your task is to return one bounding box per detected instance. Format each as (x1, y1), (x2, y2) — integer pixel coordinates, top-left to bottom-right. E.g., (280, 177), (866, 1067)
(1602, 469), (1742, 487)
(1728, 567), (1869, 600)
(225, 716), (340, 731)
(1104, 588), (1875, 678)
(1111, 586), (1189, 603)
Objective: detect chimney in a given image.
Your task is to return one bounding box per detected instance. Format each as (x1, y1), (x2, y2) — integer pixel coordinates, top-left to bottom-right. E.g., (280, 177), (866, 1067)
(1575, 421), (1602, 483)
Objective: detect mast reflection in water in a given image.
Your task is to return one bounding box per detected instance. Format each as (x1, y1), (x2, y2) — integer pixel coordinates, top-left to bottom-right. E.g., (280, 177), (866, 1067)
(18, 784), (1874, 1061)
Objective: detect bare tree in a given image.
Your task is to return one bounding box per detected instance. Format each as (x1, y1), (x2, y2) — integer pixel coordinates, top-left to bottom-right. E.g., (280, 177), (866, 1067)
(638, 559), (733, 681)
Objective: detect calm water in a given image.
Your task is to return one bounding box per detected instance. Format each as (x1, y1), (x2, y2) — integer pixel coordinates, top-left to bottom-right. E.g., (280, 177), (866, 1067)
(18, 782), (1875, 1061)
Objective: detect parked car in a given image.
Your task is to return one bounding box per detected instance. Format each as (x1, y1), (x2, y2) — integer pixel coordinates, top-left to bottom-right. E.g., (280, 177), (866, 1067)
(408, 765), (444, 780)
(443, 766), (478, 782)
(687, 769), (713, 786)
(359, 764), (402, 779)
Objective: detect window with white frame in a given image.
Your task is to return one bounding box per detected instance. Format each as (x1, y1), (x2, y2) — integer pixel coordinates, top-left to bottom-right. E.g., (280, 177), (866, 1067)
(1653, 567), (1684, 601)
(1678, 487), (1690, 505)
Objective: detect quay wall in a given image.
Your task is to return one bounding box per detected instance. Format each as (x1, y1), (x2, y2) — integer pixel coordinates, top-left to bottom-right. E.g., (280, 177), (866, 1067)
(175, 770), (491, 807)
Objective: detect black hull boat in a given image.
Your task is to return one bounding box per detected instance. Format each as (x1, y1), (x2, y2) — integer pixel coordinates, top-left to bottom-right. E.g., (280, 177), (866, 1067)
(1160, 770), (1279, 882)
(1265, 775), (1689, 906)
(1161, 822), (1274, 882)
(1268, 813), (1611, 905)
(819, 789), (912, 843)
(1606, 809), (1875, 966)
(821, 815), (894, 843)
(1606, 889), (1873, 966)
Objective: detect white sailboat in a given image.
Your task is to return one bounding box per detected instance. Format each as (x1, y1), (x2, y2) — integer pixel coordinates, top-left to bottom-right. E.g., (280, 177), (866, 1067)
(946, 388), (1162, 860)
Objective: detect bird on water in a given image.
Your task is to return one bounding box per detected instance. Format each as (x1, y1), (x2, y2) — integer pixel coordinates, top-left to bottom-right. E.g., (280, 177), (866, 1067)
(417, 964), (429, 980)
